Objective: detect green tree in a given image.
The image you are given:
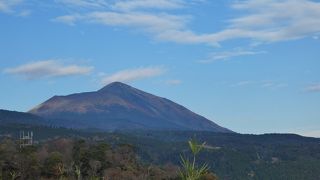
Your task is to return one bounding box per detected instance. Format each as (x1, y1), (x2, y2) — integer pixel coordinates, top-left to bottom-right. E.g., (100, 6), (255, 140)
(88, 142), (110, 177)
(72, 140), (91, 178)
(18, 146), (41, 179)
(43, 152), (65, 179)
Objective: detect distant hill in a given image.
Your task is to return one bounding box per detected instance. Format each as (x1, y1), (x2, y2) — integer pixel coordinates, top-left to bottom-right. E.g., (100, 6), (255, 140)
(0, 109), (45, 125)
(29, 82), (232, 132)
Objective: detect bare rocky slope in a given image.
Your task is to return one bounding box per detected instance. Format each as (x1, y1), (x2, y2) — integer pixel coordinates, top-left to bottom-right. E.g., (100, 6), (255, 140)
(29, 82), (232, 132)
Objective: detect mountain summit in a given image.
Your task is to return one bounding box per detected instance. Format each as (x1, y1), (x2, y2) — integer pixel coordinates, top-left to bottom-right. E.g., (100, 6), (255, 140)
(29, 82), (232, 132)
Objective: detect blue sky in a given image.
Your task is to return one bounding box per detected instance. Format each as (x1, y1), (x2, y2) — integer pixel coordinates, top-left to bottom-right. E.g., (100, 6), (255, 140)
(1, 0), (320, 137)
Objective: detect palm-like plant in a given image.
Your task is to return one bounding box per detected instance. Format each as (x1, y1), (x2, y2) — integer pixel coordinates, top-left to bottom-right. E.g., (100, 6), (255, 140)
(74, 165), (81, 180)
(179, 139), (210, 180)
(188, 139), (205, 156)
(9, 170), (20, 180)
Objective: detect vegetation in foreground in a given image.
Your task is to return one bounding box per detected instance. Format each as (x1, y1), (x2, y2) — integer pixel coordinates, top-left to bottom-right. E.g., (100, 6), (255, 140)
(0, 137), (175, 179)
(0, 137), (217, 180)
(179, 139), (218, 180)
(1, 124), (320, 179)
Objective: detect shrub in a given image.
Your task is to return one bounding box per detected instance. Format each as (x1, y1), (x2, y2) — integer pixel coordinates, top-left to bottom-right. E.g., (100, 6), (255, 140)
(179, 139), (217, 180)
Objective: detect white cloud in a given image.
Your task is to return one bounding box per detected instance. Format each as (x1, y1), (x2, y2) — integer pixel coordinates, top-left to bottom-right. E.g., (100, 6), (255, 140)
(260, 80), (288, 89)
(261, 82), (275, 88)
(166, 79), (181, 85)
(55, 0), (108, 9)
(230, 80), (287, 89)
(305, 83), (320, 92)
(112, 0), (184, 11)
(3, 60), (94, 79)
(53, 11), (224, 46)
(55, 0), (184, 10)
(199, 49), (266, 63)
(231, 81), (254, 87)
(53, 0), (219, 45)
(54, 11), (204, 44)
(213, 0), (320, 43)
(56, 11), (223, 46)
(0, 0), (23, 13)
(101, 66), (166, 85)
(87, 11), (186, 30)
(17, 9), (31, 17)
(54, 0), (320, 46)
(53, 14), (83, 25)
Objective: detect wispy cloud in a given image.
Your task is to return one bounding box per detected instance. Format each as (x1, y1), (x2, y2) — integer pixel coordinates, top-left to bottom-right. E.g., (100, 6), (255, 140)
(3, 60), (94, 79)
(260, 81), (288, 89)
(199, 49), (266, 63)
(53, 13), (83, 25)
(52, 0), (219, 46)
(87, 11), (186, 31)
(53, 0), (320, 46)
(112, 0), (184, 11)
(0, 0), (23, 13)
(166, 79), (181, 85)
(55, 0), (108, 9)
(211, 0), (320, 43)
(17, 9), (31, 17)
(101, 66), (166, 85)
(231, 81), (254, 87)
(55, 0), (185, 11)
(230, 80), (287, 90)
(305, 83), (320, 92)
(53, 12), (214, 45)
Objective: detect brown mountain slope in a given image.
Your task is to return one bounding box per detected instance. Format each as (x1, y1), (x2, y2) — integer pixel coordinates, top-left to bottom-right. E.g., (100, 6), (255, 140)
(29, 82), (232, 132)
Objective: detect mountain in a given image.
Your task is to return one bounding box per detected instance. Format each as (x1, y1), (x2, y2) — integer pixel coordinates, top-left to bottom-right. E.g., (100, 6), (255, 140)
(29, 82), (232, 132)
(0, 109), (45, 125)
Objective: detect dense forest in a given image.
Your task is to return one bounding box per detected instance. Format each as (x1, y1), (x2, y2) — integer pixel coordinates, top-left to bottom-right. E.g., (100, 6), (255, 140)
(0, 137), (183, 179)
(0, 124), (218, 179)
(0, 123), (320, 179)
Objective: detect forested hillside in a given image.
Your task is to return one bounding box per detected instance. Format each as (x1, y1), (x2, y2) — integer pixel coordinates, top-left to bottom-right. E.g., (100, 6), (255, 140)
(1, 124), (319, 179)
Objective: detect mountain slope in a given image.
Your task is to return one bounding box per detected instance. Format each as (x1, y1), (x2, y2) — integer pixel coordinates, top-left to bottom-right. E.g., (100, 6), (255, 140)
(0, 109), (45, 125)
(29, 82), (232, 132)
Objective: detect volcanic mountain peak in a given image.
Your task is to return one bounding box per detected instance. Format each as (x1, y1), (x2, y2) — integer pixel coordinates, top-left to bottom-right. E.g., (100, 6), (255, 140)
(99, 81), (132, 91)
(29, 82), (232, 133)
